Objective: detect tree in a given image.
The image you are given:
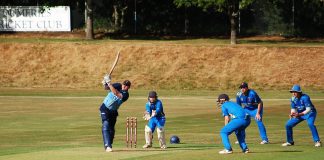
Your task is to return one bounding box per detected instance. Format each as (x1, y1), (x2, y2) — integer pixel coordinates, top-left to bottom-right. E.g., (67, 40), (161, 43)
(174, 0), (254, 44)
(111, 0), (129, 32)
(85, 0), (94, 39)
(278, 0), (324, 37)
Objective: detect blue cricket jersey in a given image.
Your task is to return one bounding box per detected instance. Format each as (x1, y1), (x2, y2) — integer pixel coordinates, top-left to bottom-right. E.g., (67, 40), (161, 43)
(145, 99), (165, 118)
(221, 101), (248, 119)
(236, 89), (261, 110)
(291, 93), (316, 113)
(103, 91), (128, 111)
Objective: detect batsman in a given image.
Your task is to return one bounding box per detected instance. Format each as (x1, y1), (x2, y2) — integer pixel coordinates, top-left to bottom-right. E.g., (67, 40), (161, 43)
(99, 74), (131, 152)
(143, 91), (167, 149)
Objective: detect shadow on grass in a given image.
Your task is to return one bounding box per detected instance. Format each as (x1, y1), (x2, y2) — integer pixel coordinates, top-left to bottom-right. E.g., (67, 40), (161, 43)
(95, 32), (324, 45)
(238, 39), (324, 45)
(95, 32), (229, 41)
(248, 150), (303, 154)
(115, 144), (218, 152)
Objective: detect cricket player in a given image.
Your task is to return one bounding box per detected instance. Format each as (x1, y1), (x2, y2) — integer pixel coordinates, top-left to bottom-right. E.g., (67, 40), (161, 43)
(236, 82), (269, 144)
(282, 84), (321, 147)
(143, 91), (167, 149)
(217, 94), (250, 154)
(99, 75), (131, 152)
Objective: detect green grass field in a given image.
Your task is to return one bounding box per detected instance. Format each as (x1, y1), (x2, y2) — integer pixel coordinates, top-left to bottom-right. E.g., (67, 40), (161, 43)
(0, 89), (323, 160)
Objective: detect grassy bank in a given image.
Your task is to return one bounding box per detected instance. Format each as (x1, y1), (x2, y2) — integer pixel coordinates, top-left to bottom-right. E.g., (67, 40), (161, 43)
(0, 38), (323, 90)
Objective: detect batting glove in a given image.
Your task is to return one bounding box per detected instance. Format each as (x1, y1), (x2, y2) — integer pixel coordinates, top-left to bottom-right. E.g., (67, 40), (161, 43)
(103, 74), (111, 84)
(101, 79), (106, 86)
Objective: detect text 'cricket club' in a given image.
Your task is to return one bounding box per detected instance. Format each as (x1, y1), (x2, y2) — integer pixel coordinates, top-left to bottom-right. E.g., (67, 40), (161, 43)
(0, 6), (70, 31)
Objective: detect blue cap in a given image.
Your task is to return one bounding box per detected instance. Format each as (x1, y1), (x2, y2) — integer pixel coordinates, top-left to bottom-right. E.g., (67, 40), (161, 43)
(290, 84), (302, 93)
(239, 82), (248, 88)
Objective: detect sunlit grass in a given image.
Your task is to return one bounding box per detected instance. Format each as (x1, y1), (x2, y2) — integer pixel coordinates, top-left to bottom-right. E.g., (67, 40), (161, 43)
(0, 89), (323, 160)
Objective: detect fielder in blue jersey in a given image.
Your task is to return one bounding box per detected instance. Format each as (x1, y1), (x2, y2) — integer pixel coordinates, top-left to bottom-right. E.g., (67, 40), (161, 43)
(143, 91), (167, 149)
(217, 94), (251, 154)
(282, 84), (321, 147)
(236, 82), (269, 144)
(99, 75), (131, 152)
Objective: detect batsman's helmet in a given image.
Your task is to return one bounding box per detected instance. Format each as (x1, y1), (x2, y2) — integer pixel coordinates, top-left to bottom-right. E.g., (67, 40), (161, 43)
(217, 94), (229, 102)
(148, 91), (158, 98)
(123, 80), (131, 87)
(170, 135), (180, 144)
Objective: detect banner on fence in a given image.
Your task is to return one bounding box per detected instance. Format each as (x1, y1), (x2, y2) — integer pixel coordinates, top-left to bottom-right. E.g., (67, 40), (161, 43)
(0, 6), (71, 31)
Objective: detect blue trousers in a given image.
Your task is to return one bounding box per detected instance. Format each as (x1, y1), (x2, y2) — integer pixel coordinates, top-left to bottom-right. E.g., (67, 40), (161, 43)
(220, 118), (250, 151)
(285, 112), (320, 143)
(147, 116), (166, 132)
(99, 103), (118, 149)
(244, 108), (268, 141)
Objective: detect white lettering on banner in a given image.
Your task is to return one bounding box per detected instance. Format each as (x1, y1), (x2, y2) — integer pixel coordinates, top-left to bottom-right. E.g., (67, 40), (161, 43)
(0, 6), (70, 31)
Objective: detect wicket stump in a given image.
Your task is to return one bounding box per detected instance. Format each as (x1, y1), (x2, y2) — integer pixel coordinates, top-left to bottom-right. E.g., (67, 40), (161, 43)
(126, 117), (137, 148)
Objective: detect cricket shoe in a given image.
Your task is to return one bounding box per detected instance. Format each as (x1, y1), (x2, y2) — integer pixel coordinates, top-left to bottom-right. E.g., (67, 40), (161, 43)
(282, 142), (294, 146)
(315, 141), (322, 147)
(260, 140), (269, 144)
(243, 148), (250, 153)
(160, 144), (167, 149)
(142, 143), (152, 149)
(219, 149), (233, 154)
(235, 141), (239, 144)
(105, 147), (113, 152)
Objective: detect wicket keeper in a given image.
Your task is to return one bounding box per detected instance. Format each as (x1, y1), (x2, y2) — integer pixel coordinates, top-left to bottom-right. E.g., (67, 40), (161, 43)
(99, 75), (131, 152)
(282, 84), (321, 147)
(143, 91), (167, 149)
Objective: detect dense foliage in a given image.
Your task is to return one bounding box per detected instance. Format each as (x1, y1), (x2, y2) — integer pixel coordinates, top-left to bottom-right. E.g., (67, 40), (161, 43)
(1, 0), (323, 37)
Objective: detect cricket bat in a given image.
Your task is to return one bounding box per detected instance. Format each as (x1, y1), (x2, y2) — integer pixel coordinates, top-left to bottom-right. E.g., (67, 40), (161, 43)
(108, 50), (121, 76)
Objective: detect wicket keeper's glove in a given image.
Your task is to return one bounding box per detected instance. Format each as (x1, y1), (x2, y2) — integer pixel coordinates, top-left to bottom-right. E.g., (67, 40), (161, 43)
(143, 111), (151, 121)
